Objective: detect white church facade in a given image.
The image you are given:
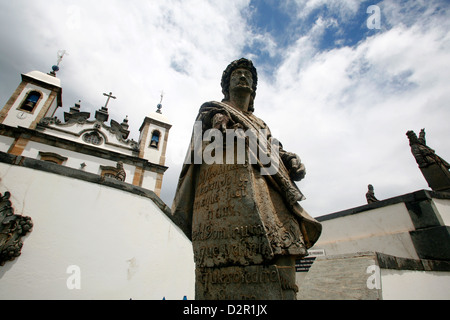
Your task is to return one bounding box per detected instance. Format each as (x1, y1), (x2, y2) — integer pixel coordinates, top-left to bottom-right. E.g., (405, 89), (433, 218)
(0, 66), (195, 299)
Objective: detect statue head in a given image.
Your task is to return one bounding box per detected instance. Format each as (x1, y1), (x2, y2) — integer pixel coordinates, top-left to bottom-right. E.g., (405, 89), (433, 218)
(221, 58), (258, 112)
(406, 130), (419, 146)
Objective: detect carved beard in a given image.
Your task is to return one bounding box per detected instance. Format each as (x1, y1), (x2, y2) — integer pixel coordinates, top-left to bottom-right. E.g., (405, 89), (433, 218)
(231, 81), (253, 94)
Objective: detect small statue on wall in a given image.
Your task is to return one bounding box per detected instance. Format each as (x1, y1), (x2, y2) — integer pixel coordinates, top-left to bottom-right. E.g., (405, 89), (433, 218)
(115, 161), (126, 182)
(366, 184), (379, 204)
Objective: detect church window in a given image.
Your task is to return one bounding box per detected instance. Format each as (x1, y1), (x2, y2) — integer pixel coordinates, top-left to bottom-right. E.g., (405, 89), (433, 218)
(19, 91), (41, 113)
(150, 130), (161, 149)
(101, 169), (117, 178)
(82, 131), (103, 145)
(38, 151), (68, 165)
(99, 165), (118, 179)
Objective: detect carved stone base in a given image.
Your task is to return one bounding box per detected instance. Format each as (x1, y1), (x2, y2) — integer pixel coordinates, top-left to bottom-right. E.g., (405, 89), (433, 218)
(419, 164), (450, 192)
(195, 263), (298, 300)
(196, 265), (282, 300)
(195, 255), (298, 300)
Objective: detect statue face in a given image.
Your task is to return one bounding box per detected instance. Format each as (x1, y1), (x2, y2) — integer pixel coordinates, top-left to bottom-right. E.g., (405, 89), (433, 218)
(229, 68), (254, 94)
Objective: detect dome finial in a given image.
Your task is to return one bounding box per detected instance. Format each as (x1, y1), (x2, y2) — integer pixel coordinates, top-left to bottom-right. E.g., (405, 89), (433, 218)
(156, 90), (164, 114)
(49, 50), (68, 76)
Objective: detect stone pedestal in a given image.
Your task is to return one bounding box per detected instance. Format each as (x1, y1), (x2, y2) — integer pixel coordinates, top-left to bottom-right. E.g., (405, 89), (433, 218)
(419, 163), (450, 192)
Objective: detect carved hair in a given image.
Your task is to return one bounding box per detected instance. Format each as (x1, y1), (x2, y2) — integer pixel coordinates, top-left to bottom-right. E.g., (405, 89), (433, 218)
(221, 58), (258, 112)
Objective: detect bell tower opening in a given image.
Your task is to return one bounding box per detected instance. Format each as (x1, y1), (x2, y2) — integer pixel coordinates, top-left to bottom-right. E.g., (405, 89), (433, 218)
(150, 130), (161, 149)
(19, 90), (42, 113)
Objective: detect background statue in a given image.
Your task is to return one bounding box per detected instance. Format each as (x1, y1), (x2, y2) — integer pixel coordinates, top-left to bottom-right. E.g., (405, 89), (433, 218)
(407, 129), (450, 192)
(114, 161), (126, 181)
(407, 129), (450, 170)
(366, 184), (379, 204)
(172, 58), (321, 300)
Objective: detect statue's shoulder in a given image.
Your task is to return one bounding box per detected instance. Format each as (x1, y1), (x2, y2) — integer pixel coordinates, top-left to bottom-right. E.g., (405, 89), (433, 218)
(247, 112), (268, 129)
(197, 101), (231, 118)
(199, 100), (227, 110)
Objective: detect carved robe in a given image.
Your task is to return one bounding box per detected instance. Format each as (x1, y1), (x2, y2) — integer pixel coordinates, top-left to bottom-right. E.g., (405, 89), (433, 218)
(172, 102), (321, 300)
(171, 101), (322, 299)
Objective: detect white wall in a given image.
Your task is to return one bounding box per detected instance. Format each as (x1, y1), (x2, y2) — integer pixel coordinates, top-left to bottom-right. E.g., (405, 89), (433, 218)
(0, 135), (14, 152)
(313, 203), (419, 259)
(0, 163), (195, 300)
(433, 198), (450, 226)
(381, 269), (450, 300)
(19, 141), (136, 184)
(142, 170), (157, 191)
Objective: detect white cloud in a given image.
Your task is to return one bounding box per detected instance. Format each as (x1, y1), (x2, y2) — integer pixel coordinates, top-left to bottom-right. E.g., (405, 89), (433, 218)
(291, 0), (365, 20)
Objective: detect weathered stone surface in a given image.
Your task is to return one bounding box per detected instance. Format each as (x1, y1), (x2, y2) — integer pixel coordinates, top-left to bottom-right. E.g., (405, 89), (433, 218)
(297, 253), (382, 300)
(196, 265), (283, 300)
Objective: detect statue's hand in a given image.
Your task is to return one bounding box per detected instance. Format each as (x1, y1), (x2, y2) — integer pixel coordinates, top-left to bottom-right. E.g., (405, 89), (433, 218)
(290, 160), (306, 181)
(212, 113), (230, 133)
(282, 152), (306, 181)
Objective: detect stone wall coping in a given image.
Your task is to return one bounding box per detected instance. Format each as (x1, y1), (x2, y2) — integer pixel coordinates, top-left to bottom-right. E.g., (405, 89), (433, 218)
(317, 189), (450, 222)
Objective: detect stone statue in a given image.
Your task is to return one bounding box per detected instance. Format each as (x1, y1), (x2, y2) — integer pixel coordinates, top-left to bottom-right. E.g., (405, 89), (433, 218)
(407, 129), (450, 192)
(172, 58), (321, 300)
(115, 161), (126, 181)
(366, 184), (379, 204)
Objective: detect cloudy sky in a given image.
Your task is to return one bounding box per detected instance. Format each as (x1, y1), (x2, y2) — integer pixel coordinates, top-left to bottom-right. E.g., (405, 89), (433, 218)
(1, 0), (449, 217)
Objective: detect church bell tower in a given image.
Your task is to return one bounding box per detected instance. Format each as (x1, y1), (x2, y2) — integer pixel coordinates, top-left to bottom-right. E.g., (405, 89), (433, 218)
(0, 52), (66, 130)
(134, 95), (172, 195)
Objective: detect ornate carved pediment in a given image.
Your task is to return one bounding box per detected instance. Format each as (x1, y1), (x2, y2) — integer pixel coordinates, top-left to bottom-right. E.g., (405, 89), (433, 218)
(0, 191), (33, 266)
(39, 116), (62, 126)
(110, 119), (130, 140)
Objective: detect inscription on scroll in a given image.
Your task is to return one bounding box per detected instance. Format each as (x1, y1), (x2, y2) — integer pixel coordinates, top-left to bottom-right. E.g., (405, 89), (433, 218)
(192, 163), (272, 268)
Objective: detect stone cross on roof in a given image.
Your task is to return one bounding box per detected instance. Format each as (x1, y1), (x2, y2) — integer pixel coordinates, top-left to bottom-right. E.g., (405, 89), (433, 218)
(102, 92), (116, 109)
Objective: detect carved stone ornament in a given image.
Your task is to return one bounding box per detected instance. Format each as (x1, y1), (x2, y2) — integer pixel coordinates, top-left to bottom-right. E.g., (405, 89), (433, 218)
(0, 191), (33, 266)
(39, 116), (62, 126)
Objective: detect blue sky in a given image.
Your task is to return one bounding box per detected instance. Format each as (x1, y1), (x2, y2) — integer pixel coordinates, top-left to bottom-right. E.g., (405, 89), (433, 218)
(244, 0), (373, 70)
(0, 0), (449, 216)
